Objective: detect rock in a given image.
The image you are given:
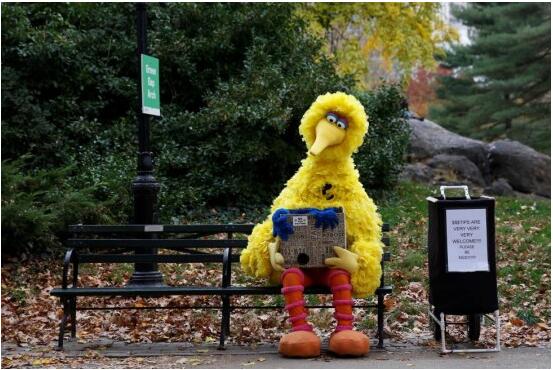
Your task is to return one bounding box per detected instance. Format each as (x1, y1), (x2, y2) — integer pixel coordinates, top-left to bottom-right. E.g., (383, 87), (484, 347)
(400, 163), (433, 183)
(488, 140), (551, 197)
(427, 154), (486, 187)
(407, 119), (490, 178)
(484, 178), (514, 196)
(406, 118), (551, 197)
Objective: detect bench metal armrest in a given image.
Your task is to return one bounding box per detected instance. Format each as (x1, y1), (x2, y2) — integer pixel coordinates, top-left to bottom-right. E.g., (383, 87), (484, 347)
(62, 249), (77, 289)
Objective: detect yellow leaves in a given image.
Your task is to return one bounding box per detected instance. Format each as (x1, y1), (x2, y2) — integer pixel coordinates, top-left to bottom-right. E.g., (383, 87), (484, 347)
(297, 2), (458, 88)
(32, 358), (57, 366)
(241, 357), (267, 366)
(176, 357), (206, 366)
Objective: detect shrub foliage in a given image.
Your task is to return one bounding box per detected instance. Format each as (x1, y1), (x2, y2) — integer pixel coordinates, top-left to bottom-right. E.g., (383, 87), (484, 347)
(355, 85), (410, 191)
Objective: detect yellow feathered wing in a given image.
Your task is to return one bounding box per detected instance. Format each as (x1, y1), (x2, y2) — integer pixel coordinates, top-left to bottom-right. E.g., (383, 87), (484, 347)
(240, 219), (273, 279)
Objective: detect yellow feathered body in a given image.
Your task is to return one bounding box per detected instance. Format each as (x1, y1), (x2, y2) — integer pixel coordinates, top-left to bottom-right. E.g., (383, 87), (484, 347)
(240, 92), (383, 297)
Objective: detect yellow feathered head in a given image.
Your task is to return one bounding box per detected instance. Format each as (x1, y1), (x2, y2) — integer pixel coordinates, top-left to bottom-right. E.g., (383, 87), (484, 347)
(299, 92), (368, 159)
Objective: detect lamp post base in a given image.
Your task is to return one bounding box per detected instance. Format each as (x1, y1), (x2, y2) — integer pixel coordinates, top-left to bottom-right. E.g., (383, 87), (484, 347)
(128, 167), (164, 287)
(127, 270), (165, 287)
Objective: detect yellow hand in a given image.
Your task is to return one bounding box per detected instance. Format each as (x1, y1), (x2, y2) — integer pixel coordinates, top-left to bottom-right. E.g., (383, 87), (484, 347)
(325, 246), (359, 275)
(268, 240), (285, 273)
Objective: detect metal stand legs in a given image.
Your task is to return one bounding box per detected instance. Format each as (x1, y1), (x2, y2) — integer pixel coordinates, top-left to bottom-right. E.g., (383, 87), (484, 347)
(428, 307), (501, 354)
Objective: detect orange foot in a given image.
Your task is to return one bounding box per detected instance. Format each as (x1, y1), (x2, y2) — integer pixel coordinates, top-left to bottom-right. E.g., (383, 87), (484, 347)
(278, 331), (321, 358)
(328, 330), (370, 357)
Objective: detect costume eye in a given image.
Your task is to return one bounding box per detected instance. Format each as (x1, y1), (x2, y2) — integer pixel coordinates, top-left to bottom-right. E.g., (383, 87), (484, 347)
(326, 113), (337, 124)
(337, 119), (348, 129)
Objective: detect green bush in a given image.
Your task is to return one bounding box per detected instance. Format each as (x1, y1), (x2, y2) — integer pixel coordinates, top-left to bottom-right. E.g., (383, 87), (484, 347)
(354, 84), (410, 192)
(1, 158), (117, 255)
(1, 3), (137, 169)
(152, 12), (352, 215)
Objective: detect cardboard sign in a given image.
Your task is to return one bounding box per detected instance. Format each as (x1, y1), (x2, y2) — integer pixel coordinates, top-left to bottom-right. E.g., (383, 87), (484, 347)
(445, 208), (489, 272)
(281, 211), (346, 268)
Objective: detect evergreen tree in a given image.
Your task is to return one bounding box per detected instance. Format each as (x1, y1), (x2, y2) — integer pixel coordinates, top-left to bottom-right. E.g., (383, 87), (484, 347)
(430, 3), (551, 153)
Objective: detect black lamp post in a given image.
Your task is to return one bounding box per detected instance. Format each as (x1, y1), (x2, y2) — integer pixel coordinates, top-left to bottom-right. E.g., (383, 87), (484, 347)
(127, 2), (164, 286)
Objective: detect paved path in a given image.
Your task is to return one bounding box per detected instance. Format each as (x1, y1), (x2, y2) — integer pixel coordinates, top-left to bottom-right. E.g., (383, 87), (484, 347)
(2, 340), (550, 368)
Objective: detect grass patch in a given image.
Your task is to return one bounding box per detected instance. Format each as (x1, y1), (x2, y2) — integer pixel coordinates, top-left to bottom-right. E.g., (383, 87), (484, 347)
(401, 250), (426, 270)
(517, 309), (539, 325)
(106, 263), (133, 285)
(306, 294), (320, 306)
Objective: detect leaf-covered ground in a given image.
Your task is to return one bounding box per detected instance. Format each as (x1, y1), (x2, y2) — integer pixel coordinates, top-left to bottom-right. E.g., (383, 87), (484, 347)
(2, 182), (550, 365)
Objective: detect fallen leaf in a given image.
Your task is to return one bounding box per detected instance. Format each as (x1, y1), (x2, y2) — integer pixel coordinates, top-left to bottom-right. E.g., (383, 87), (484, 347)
(397, 312), (409, 322)
(189, 359), (203, 366)
(32, 358), (56, 366)
(384, 297), (397, 311)
(510, 318), (524, 326)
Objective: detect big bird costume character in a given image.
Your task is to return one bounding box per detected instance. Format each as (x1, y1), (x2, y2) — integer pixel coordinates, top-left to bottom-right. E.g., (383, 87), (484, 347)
(240, 92), (383, 358)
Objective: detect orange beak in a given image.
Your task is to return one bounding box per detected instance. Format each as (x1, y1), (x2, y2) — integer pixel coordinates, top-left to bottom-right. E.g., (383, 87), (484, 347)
(309, 119), (347, 156)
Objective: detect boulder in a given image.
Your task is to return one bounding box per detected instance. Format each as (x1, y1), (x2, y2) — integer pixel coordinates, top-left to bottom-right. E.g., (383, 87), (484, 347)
(400, 163), (433, 183)
(427, 154), (486, 187)
(484, 178), (514, 196)
(407, 119), (490, 178)
(488, 140), (551, 197)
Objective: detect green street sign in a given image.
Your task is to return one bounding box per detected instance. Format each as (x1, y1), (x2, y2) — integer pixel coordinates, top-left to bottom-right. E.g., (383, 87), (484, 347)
(141, 54), (160, 116)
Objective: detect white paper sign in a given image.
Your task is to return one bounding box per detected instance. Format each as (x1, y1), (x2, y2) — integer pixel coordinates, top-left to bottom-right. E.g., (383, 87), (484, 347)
(446, 208), (489, 272)
(292, 216), (308, 226)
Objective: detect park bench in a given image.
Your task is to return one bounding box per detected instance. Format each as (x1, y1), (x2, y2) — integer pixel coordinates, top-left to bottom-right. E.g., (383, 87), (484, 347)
(50, 223), (392, 350)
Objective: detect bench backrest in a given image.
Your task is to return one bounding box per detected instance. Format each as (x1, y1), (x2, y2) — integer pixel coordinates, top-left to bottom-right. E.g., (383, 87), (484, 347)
(67, 223), (390, 265)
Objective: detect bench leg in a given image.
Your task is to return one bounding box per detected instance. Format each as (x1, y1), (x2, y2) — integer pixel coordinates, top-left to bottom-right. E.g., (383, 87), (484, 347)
(70, 297), (77, 339)
(57, 298), (70, 350)
(218, 296), (231, 350)
(377, 293), (384, 349)
(224, 297), (231, 337)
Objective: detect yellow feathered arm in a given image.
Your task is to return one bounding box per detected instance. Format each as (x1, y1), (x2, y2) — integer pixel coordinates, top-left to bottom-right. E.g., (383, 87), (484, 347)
(349, 238), (383, 297)
(240, 219), (275, 280)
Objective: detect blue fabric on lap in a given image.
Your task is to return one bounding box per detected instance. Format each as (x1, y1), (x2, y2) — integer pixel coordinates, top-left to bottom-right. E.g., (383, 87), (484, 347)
(272, 207), (341, 241)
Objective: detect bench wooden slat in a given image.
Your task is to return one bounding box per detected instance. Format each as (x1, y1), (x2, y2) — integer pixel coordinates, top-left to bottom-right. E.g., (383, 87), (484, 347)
(51, 285), (393, 297)
(68, 237), (387, 249)
(79, 254), (226, 264)
(67, 239), (248, 249)
(75, 244), (390, 264)
(68, 224), (255, 234)
(68, 223), (390, 235)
